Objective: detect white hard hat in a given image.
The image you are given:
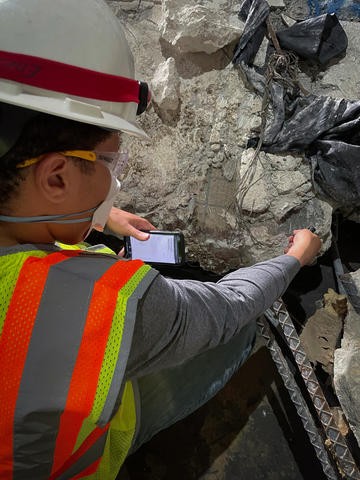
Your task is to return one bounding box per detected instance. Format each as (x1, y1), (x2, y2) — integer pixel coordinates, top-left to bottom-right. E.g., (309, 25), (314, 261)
(0, 0), (150, 139)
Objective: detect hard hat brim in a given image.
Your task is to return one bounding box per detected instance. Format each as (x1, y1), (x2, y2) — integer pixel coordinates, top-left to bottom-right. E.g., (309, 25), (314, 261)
(0, 88), (149, 140)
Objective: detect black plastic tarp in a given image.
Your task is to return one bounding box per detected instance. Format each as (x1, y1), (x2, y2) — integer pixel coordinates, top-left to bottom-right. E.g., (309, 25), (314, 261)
(233, 0), (360, 208)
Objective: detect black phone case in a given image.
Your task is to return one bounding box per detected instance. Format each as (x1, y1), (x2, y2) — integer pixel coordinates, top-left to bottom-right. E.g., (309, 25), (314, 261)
(124, 231), (185, 266)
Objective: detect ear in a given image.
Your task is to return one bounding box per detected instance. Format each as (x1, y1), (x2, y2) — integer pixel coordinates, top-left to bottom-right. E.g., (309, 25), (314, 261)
(34, 153), (73, 204)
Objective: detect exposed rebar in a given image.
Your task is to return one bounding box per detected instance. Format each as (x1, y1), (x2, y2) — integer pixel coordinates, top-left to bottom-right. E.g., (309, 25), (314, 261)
(265, 300), (360, 479)
(257, 315), (339, 480)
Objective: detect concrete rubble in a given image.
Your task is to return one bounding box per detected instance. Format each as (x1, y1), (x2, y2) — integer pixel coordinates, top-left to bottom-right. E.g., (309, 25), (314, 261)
(105, 0), (344, 273)
(334, 269), (360, 449)
(300, 289), (345, 375)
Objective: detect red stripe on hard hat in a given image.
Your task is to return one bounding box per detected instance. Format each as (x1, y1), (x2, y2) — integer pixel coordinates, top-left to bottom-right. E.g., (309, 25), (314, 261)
(0, 50), (140, 104)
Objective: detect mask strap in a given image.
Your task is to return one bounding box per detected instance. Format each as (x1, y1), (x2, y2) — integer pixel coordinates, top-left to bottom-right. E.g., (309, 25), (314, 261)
(0, 206), (97, 224)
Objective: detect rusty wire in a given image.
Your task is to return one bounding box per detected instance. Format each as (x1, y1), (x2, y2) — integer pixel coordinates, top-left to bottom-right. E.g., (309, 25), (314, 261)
(234, 17), (307, 236)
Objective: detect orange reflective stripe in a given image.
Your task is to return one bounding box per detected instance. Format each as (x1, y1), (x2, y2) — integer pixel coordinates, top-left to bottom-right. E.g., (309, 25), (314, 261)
(51, 260), (144, 476)
(0, 251), (80, 477)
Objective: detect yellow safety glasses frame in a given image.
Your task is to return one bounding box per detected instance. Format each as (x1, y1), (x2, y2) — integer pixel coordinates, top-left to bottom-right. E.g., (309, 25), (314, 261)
(16, 150), (129, 177)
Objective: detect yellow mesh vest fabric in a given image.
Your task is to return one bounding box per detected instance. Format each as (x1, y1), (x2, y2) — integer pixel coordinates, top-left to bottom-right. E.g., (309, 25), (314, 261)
(0, 250), (49, 336)
(81, 382), (137, 480)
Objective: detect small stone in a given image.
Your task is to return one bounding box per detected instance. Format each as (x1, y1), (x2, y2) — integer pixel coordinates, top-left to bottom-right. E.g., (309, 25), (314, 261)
(281, 14), (297, 27)
(267, 0), (285, 7)
(211, 143), (221, 152)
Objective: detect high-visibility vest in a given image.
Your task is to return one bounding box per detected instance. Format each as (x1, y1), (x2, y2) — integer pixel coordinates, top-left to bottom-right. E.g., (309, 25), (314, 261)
(0, 247), (156, 479)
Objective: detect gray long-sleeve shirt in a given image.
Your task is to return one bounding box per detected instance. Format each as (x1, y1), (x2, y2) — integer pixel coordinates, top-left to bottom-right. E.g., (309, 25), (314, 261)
(0, 244), (300, 380)
(125, 254), (300, 379)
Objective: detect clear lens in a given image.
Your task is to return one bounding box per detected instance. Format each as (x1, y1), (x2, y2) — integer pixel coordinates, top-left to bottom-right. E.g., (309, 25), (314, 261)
(95, 151), (129, 177)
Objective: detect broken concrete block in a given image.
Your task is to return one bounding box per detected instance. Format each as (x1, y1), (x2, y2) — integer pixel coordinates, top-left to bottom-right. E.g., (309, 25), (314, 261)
(151, 57), (180, 114)
(160, 4), (243, 54)
(334, 285), (360, 449)
(300, 289), (345, 375)
(272, 171), (307, 195)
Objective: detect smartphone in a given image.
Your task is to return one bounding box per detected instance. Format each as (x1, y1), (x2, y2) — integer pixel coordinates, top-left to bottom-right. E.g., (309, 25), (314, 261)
(124, 230), (185, 265)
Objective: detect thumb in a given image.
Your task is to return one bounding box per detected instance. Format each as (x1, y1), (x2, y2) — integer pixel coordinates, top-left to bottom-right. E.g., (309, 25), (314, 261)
(128, 226), (150, 241)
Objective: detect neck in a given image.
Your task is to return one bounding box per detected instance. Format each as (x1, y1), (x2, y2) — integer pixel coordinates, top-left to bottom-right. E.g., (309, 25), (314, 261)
(0, 222), (54, 247)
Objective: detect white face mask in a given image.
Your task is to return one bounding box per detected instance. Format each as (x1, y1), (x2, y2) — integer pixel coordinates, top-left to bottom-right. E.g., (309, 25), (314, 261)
(85, 174), (121, 237)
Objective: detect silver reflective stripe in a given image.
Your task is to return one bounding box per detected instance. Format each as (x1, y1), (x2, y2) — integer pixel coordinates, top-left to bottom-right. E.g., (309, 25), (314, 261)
(97, 269), (158, 427)
(55, 431), (108, 480)
(128, 379), (141, 455)
(13, 254), (118, 480)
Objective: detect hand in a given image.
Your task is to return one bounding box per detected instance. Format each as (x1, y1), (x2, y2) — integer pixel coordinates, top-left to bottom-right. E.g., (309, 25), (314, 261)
(106, 207), (156, 241)
(285, 229), (322, 267)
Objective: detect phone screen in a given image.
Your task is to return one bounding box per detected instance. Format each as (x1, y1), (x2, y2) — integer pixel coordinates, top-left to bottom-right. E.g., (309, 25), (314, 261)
(129, 233), (177, 263)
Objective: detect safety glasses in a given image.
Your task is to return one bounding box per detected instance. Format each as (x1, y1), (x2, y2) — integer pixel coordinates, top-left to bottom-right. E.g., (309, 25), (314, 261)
(16, 150), (129, 177)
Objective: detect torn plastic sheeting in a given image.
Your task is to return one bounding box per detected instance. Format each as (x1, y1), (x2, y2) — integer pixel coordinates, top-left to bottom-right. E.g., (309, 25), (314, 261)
(233, 0), (269, 66)
(232, 0), (360, 208)
(277, 14), (348, 64)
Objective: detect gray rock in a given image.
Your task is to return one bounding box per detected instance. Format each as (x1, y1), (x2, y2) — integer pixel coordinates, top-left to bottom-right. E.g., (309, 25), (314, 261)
(272, 171), (307, 195)
(253, 37), (269, 68)
(160, 4), (243, 54)
(151, 57), (180, 113)
(268, 0), (285, 8)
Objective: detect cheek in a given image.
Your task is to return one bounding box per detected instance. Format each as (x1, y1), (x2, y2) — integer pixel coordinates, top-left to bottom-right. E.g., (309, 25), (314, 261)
(89, 165), (111, 204)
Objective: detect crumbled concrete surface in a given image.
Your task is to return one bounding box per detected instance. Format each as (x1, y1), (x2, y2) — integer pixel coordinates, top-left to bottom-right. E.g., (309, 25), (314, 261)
(106, 0), (335, 273)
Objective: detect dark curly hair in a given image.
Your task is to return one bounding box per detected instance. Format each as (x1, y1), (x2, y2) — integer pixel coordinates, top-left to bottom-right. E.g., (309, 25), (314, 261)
(0, 102), (112, 212)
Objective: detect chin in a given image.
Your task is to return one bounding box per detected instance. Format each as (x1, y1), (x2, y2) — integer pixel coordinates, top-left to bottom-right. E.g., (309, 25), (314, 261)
(54, 224), (91, 246)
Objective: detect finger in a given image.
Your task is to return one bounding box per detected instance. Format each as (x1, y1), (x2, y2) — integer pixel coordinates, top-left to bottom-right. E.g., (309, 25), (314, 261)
(140, 220), (156, 230)
(129, 226), (150, 241)
(118, 247), (125, 257)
